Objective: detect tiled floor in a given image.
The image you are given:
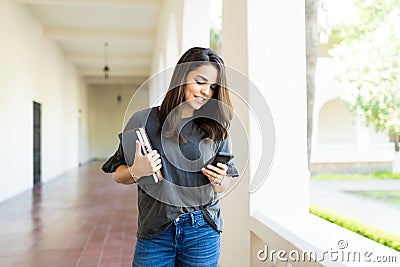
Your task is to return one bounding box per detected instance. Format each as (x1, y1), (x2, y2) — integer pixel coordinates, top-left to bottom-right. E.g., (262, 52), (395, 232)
(0, 161), (138, 267)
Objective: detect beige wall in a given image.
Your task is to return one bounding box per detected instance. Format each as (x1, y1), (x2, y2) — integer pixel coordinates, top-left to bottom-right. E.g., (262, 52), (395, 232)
(0, 1), (89, 202)
(88, 85), (149, 159)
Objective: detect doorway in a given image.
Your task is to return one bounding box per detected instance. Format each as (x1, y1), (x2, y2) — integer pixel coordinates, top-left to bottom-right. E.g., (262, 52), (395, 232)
(33, 101), (41, 186)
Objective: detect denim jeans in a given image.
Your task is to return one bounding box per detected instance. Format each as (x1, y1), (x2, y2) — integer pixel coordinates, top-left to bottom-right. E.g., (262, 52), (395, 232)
(132, 210), (221, 267)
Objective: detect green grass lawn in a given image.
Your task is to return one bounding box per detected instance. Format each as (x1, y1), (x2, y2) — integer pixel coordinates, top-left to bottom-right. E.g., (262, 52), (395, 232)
(311, 171), (400, 181)
(310, 171), (400, 251)
(311, 171), (400, 205)
(347, 190), (400, 206)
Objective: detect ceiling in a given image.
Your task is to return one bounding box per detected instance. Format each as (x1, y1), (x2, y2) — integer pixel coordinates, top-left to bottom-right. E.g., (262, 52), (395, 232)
(17, 0), (163, 87)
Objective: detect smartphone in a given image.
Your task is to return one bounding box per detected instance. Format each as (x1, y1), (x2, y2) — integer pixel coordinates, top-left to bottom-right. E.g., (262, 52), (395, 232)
(205, 152), (234, 167)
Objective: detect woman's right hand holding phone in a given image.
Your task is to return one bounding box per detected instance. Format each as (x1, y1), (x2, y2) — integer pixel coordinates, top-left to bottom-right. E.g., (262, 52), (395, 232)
(201, 162), (230, 193)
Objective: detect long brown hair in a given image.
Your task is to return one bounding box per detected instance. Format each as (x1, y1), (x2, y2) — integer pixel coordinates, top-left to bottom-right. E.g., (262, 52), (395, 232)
(159, 47), (233, 142)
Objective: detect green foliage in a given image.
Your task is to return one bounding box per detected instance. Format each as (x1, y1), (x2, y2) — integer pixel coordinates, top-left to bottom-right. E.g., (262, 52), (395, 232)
(312, 174), (374, 181)
(310, 205), (400, 251)
(374, 170), (400, 179)
(319, 28), (342, 57)
(311, 171), (400, 180)
(330, 0), (400, 143)
(348, 190), (400, 205)
(341, 0), (400, 41)
(210, 16), (222, 53)
(210, 27), (221, 52)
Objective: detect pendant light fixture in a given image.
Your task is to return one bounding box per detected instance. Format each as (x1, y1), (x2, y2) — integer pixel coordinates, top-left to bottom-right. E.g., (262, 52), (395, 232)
(103, 42), (110, 79)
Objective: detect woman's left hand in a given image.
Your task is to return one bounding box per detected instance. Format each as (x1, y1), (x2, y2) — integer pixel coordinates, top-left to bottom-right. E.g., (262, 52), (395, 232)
(202, 162), (228, 186)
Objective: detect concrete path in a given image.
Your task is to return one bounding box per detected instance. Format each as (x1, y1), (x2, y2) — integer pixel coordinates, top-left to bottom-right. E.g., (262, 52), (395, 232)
(310, 179), (400, 236)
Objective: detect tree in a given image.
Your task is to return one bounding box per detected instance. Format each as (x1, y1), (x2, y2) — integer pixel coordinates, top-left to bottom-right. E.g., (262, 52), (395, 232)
(305, 0), (319, 168)
(210, 22), (221, 53)
(331, 0), (400, 172)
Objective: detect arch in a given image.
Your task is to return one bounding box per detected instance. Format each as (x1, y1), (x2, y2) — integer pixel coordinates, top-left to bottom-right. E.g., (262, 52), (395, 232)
(318, 98), (357, 143)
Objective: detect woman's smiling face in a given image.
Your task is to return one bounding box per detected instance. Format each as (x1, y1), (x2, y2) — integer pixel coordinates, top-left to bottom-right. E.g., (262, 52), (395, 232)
(182, 64), (219, 117)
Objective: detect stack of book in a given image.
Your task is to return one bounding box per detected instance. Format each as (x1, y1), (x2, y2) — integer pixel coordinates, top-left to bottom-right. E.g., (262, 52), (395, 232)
(135, 127), (162, 183)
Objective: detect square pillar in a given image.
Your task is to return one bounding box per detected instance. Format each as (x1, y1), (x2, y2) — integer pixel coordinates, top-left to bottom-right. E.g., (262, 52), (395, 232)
(220, 0), (250, 266)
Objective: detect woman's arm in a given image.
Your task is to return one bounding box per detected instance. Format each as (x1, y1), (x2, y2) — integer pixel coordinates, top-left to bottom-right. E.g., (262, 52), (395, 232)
(113, 165), (135, 184)
(113, 140), (162, 185)
(211, 174), (231, 193)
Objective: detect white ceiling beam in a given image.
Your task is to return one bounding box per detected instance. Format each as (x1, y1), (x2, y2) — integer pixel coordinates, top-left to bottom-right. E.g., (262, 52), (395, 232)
(77, 65), (150, 77)
(44, 26), (155, 42)
(14, 0), (161, 8)
(84, 76), (147, 86)
(65, 52), (152, 64)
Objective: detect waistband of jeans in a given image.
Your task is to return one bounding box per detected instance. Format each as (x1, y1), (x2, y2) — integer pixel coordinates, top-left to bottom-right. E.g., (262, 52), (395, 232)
(174, 210), (203, 224)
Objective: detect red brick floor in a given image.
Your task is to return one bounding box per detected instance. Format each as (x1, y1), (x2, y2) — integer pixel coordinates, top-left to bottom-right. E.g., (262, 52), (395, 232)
(0, 161), (138, 267)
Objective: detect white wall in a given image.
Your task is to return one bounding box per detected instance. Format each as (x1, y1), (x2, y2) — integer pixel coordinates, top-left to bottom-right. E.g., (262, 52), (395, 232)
(0, 1), (89, 202)
(88, 85), (149, 159)
(78, 79), (91, 165)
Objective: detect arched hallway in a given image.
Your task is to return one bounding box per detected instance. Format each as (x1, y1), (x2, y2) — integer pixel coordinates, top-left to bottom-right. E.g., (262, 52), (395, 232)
(0, 162), (138, 267)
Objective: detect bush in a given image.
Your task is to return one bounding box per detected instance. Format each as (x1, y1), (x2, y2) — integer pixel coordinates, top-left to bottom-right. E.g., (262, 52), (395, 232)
(310, 205), (400, 251)
(311, 171), (400, 181)
(373, 171), (400, 179)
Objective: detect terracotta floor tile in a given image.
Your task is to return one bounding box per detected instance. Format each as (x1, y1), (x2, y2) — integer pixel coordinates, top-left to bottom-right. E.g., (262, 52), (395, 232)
(53, 264), (80, 267)
(79, 254), (101, 266)
(57, 256), (80, 266)
(61, 248), (83, 257)
(98, 263), (120, 267)
(0, 256), (17, 266)
(0, 162), (138, 267)
(101, 248), (122, 258)
(120, 261), (132, 267)
(100, 255), (121, 264)
(121, 254), (133, 263)
(11, 262), (33, 267)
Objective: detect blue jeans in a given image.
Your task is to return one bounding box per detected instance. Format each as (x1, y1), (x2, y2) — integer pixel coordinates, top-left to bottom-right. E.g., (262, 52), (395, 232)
(132, 210), (221, 267)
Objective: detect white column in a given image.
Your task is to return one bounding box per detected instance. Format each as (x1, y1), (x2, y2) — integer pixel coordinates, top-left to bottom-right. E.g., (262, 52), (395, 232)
(248, 0), (309, 212)
(181, 0), (211, 52)
(220, 0), (250, 266)
(220, 0), (308, 265)
(150, 0), (211, 106)
(150, 0), (184, 105)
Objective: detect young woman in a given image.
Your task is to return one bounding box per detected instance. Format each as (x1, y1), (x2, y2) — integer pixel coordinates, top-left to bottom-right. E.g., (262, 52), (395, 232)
(102, 47), (238, 267)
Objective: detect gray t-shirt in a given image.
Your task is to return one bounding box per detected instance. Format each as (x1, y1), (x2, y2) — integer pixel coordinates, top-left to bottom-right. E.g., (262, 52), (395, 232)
(102, 107), (238, 239)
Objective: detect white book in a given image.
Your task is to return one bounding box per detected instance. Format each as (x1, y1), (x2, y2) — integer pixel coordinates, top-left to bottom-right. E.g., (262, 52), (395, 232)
(135, 127), (161, 183)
